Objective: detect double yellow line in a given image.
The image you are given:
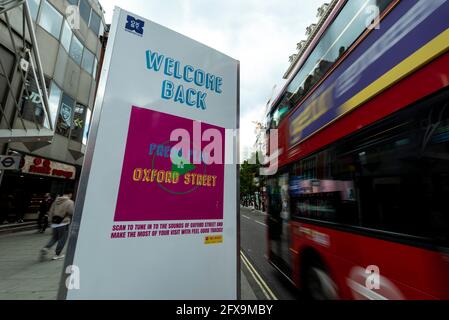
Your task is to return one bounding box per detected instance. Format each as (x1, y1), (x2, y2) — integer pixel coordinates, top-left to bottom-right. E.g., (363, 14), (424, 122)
(240, 251), (278, 300)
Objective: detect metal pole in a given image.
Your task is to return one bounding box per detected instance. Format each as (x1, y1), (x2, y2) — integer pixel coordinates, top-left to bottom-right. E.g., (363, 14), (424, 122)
(22, 1), (53, 131)
(0, 145), (7, 189)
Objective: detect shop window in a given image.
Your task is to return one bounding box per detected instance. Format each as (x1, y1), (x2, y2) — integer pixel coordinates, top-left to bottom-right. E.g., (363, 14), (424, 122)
(38, 0), (63, 39)
(81, 48), (95, 75)
(60, 21), (72, 52)
(89, 10), (101, 35)
(70, 103), (86, 142)
(56, 93), (75, 137)
(79, 0), (91, 24)
(28, 0), (41, 20)
(69, 35), (83, 65)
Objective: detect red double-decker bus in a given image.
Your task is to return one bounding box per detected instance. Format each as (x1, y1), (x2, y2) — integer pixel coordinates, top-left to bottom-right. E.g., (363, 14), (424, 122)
(265, 0), (449, 300)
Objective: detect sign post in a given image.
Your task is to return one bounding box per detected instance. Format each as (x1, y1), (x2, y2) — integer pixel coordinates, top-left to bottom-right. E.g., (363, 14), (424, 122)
(0, 154), (20, 189)
(59, 7), (239, 299)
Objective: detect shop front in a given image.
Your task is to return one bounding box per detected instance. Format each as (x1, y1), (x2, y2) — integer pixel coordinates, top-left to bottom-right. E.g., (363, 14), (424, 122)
(0, 154), (77, 223)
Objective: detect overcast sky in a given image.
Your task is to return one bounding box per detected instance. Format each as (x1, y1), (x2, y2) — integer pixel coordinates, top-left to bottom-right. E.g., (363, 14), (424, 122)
(100, 0), (324, 159)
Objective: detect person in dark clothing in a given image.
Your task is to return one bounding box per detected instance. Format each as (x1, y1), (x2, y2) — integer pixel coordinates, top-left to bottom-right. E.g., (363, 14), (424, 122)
(37, 193), (53, 233)
(0, 194), (8, 224)
(14, 192), (28, 223)
(40, 192), (74, 261)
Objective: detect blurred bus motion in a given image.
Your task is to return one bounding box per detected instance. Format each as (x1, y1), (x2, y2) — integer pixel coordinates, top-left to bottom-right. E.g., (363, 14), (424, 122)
(265, 0), (449, 300)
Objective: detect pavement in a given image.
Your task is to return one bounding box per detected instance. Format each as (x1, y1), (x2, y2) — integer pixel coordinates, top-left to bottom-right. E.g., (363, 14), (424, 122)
(0, 229), (64, 299)
(241, 269), (257, 300)
(0, 221), (39, 235)
(0, 228), (257, 300)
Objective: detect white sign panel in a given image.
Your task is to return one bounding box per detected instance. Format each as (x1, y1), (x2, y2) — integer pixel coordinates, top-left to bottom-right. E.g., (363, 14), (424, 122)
(61, 7), (239, 299)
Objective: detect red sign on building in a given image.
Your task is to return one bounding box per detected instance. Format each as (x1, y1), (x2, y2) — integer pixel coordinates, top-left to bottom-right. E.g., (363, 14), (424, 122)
(21, 155), (76, 180)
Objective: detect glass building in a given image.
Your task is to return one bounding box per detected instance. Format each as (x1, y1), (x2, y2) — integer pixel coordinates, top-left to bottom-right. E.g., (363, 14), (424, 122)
(0, 0), (106, 222)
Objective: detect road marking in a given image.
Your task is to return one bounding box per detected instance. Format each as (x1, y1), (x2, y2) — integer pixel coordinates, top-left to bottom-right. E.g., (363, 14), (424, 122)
(240, 251), (278, 300)
(241, 253), (271, 300)
(241, 214), (266, 226)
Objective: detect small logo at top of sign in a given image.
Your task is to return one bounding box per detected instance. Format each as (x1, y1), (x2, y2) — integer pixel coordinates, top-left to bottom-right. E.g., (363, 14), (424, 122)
(125, 15), (144, 36)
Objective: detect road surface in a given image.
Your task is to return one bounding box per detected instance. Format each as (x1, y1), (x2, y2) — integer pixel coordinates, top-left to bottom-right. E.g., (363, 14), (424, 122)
(240, 206), (301, 300)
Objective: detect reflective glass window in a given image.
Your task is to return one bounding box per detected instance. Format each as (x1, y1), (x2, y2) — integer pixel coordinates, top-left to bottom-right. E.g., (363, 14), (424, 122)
(60, 21), (72, 52)
(79, 0), (91, 24)
(28, 0), (41, 20)
(45, 81), (62, 129)
(20, 75), (50, 126)
(89, 10), (101, 35)
(69, 35), (83, 65)
(81, 48), (94, 75)
(38, 0), (63, 39)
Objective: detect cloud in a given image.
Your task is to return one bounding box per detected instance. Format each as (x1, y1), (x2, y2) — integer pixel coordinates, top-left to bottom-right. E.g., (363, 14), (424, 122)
(100, 0), (324, 158)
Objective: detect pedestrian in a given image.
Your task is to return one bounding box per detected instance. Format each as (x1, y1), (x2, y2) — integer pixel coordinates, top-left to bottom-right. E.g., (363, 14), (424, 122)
(37, 193), (53, 233)
(14, 192), (28, 223)
(4, 195), (14, 223)
(40, 191), (74, 261)
(0, 194), (8, 224)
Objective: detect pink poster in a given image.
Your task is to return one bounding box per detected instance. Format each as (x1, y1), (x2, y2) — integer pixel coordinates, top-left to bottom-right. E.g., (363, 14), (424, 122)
(114, 106), (225, 221)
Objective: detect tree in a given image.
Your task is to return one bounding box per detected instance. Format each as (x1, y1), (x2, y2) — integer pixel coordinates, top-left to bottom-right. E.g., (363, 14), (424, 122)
(240, 152), (261, 205)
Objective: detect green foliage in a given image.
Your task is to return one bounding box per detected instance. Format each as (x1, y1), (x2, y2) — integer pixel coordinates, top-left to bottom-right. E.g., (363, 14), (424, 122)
(240, 152), (261, 197)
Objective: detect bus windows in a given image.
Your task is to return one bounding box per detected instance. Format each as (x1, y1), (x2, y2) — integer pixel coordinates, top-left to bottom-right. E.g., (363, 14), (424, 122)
(289, 94), (449, 246)
(268, 95), (292, 129)
(285, 0), (395, 112)
(354, 99), (449, 243)
(289, 150), (359, 226)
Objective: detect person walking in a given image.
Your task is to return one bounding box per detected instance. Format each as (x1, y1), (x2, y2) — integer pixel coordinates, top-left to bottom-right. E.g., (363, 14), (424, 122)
(40, 192), (74, 261)
(0, 194), (9, 224)
(37, 193), (53, 233)
(14, 192), (28, 223)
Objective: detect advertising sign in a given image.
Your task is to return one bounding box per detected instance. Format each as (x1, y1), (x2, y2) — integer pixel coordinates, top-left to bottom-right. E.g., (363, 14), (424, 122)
(60, 7), (239, 300)
(60, 103), (72, 127)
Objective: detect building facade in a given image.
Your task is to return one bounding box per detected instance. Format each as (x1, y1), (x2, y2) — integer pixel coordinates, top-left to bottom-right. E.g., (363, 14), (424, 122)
(0, 0), (106, 222)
